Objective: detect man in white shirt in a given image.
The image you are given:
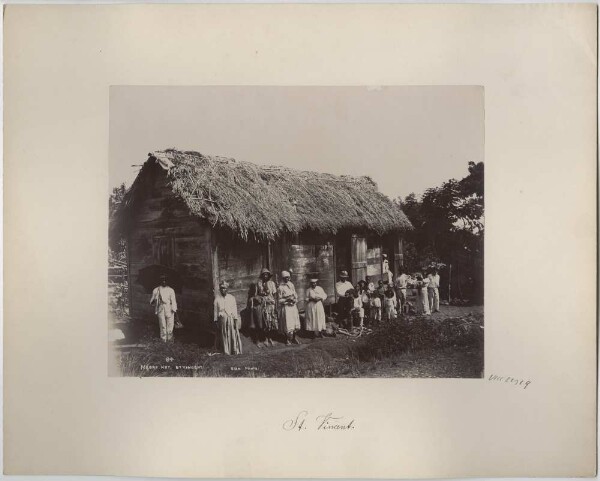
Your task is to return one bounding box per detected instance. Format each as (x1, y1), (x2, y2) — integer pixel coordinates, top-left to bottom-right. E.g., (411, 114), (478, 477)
(150, 275), (178, 342)
(427, 268), (441, 313)
(335, 270), (354, 297)
(335, 270), (354, 325)
(395, 268), (409, 313)
(213, 280), (243, 354)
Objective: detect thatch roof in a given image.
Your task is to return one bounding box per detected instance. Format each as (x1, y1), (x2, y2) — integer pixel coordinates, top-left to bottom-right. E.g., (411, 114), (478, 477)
(113, 149), (412, 241)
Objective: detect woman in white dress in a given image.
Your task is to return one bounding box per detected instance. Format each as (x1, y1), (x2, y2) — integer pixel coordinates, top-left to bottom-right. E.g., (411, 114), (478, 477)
(213, 281), (243, 355)
(305, 278), (327, 337)
(277, 271), (301, 345)
(414, 273), (431, 316)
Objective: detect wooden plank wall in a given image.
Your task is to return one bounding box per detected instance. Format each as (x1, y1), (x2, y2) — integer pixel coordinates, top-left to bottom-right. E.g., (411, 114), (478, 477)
(351, 235), (368, 284)
(314, 244), (336, 306)
(366, 242), (383, 282)
(127, 164), (213, 325)
(289, 244), (314, 313)
(213, 233), (267, 317)
(290, 232), (336, 311)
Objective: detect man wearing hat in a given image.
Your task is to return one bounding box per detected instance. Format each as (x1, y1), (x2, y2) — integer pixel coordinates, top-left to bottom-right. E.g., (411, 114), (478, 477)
(277, 271), (301, 345)
(150, 275), (178, 342)
(335, 271), (354, 326)
(305, 278), (328, 337)
(253, 267), (278, 347)
(213, 280), (243, 355)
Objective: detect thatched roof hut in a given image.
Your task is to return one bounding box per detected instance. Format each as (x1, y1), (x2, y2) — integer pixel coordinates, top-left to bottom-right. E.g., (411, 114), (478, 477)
(111, 149), (412, 330)
(112, 149), (411, 242)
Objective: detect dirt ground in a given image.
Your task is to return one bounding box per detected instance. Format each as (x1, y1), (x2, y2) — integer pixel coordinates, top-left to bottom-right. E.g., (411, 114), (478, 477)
(110, 305), (484, 378)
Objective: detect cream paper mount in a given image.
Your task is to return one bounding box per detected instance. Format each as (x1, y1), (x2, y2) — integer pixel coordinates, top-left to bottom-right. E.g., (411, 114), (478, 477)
(3, 4), (597, 478)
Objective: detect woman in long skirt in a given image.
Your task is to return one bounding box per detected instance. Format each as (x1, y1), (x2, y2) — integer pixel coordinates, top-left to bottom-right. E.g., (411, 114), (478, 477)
(278, 271), (301, 345)
(305, 278), (327, 337)
(414, 274), (431, 316)
(255, 267), (278, 346)
(213, 281), (243, 355)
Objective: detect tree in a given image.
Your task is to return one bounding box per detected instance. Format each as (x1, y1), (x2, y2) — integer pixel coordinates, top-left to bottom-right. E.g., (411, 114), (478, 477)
(109, 183), (127, 218)
(398, 162), (484, 303)
(109, 183), (128, 265)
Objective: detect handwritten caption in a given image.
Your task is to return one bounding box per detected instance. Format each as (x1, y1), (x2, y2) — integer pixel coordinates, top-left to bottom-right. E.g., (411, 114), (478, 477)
(283, 411), (356, 431)
(488, 374), (531, 389)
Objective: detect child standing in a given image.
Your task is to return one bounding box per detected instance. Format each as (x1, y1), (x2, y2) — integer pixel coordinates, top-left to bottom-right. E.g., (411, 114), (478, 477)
(370, 290), (382, 324)
(383, 287), (398, 321)
(357, 280), (370, 323)
(350, 289), (365, 328)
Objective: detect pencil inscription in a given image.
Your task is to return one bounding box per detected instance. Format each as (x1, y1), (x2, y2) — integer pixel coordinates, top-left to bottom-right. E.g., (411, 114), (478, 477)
(488, 374), (531, 389)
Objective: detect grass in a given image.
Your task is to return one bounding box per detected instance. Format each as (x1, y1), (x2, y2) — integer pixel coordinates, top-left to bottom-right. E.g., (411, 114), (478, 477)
(113, 306), (484, 378)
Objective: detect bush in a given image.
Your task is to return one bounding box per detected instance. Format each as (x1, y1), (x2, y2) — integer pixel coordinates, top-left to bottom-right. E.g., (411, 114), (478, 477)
(354, 313), (483, 361)
(108, 281), (129, 319)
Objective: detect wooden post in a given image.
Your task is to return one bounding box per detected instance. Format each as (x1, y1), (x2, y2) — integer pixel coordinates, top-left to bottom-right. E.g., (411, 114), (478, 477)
(266, 240), (273, 271)
(333, 241), (338, 303)
(126, 233), (133, 317)
(448, 264), (452, 302)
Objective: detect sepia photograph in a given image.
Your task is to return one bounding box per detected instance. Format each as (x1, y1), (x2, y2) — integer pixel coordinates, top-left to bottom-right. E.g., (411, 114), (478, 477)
(108, 86), (484, 378)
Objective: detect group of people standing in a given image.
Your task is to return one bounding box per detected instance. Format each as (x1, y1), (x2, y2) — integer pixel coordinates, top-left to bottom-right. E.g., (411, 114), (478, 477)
(151, 263), (442, 356)
(247, 268), (328, 348)
(335, 265), (441, 326)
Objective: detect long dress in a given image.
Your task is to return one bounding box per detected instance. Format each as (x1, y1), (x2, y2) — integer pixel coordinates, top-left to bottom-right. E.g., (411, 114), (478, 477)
(214, 293), (243, 355)
(277, 282), (301, 333)
(415, 281), (431, 315)
(255, 279), (278, 331)
(305, 286), (327, 332)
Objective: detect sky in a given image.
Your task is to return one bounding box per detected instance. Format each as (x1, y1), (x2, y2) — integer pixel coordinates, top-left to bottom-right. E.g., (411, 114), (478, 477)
(110, 86), (483, 199)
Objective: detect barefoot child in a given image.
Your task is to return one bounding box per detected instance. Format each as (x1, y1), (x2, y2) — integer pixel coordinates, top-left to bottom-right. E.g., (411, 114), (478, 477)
(350, 288), (365, 328)
(383, 286), (398, 321)
(370, 289), (382, 324)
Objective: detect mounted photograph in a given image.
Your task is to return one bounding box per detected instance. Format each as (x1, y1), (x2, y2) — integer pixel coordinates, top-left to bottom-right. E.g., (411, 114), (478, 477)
(108, 86), (484, 378)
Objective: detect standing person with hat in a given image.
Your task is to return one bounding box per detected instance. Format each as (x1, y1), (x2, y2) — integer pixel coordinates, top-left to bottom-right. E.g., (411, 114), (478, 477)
(213, 281), (243, 355)
(382, 254), (394, 284)
(277, 271), (301, 345)
(335, 270), (354, 326)
(305, 278), (328, 338)
(149, 274), (178, 342)
(254, 267), (278, 347)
